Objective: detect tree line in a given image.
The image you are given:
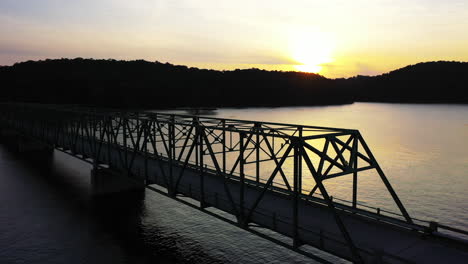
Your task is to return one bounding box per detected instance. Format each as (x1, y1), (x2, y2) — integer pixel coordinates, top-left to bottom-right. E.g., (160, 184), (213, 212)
(0, 58), (466, 109)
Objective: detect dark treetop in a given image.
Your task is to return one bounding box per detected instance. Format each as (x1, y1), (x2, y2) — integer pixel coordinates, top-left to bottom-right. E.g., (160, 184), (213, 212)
(1, 59), (467, 108)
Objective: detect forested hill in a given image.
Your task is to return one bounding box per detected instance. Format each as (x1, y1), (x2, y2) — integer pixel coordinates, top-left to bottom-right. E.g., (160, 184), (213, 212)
(0, 58), (349, 108)
(348, 61), (468, 103)
(0, 59), (467, 108)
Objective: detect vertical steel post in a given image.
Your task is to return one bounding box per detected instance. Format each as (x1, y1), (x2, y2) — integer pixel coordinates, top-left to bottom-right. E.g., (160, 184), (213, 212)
(123, 116), (128, 172)
(195, 119), (199, 169)
(98, 115), (103, 145)
(92, 114), (97, 158)
(255, 123), (260, 183)
(81, 117), (84, 154)
(169, 115), (175, 196)
(298, 127), (303, 193)
(152, 118), (157, 154)
(106, 117), (111, 165)
(199, 125), (206, 208)
(136, 113), (140, 150)
(352, 133), (358, 208)
(144, 121), (149, 185)
(293, 139), (302, 248)
(151, 120), (158, 183)
(222, 120), (226, 174)
(92, 114), (99, 174)
(171, 115), (176, 160)
(239, 132), (245, 226)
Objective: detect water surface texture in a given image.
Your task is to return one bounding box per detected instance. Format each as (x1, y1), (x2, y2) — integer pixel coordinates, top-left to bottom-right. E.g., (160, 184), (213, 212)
(1, 103), (467, 263)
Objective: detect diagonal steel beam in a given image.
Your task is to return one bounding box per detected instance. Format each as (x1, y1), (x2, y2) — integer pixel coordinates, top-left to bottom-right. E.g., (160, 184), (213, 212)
(201, 128), (240, 216)
(244, 144), (293, 225)
(262, 134), (292, 191)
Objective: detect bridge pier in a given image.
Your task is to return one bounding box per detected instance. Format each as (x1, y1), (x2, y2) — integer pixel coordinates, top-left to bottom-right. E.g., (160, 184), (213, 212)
(91, 167), (145, 196)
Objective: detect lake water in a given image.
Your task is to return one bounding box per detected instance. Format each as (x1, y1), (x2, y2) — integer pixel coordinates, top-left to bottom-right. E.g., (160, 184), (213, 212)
(1, 103), (467, 263)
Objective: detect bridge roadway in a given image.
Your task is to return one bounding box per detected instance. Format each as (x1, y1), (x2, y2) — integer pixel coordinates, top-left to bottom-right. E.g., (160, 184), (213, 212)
(50, 133), (468, 264)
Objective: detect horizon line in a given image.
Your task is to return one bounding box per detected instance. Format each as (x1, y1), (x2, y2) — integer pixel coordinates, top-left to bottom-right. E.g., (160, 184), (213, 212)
(1, 57), (467, 80)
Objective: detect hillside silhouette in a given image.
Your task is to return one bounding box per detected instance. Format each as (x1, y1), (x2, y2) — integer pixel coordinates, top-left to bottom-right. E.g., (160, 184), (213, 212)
(0, 58), (349, 108)
(348, 61), (468, 103)
(0, 59), (467, 108)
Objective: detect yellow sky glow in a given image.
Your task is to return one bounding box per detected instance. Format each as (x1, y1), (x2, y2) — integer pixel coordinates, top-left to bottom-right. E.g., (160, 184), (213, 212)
(1, 0), (468, 78)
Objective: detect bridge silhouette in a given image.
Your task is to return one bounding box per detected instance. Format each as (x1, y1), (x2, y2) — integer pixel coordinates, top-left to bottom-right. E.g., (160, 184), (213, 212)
(1, 103), (467, 263)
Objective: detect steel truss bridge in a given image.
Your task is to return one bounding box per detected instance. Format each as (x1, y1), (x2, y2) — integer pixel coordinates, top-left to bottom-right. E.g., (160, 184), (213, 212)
(0, 103), (467, 263)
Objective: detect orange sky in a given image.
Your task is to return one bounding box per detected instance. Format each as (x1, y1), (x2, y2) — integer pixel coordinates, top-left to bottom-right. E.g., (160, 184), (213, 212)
(1, 0), (468, 78)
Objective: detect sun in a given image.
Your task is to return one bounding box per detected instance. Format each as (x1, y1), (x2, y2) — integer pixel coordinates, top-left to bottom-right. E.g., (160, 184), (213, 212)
(290, 30), (334, 73)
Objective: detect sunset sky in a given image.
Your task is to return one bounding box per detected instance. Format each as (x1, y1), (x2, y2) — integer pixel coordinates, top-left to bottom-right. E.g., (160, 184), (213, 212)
(1, 0), (468, 78)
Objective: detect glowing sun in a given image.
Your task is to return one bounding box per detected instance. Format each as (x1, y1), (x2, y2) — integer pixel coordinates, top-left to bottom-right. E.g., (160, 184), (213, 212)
(290, 30), (334, 73)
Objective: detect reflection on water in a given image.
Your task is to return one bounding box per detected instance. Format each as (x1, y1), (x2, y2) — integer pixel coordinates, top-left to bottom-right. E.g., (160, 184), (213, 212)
(1, 102), (467, 263)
